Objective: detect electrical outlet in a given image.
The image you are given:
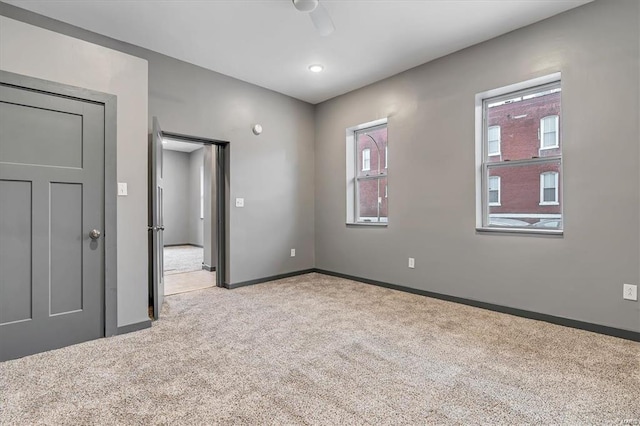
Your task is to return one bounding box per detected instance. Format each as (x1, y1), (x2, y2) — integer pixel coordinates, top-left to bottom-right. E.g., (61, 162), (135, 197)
(408, 257), (415, 269)
(290, 249), (296, 257)
(235, 198), (244, 208)
(623, 284), (637, 301)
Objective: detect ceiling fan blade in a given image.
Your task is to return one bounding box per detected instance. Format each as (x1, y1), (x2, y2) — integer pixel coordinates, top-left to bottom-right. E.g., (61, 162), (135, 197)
(309, 3), (335, 36)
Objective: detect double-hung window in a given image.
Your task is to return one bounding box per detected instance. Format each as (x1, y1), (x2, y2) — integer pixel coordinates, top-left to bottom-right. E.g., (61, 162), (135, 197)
(488, 126), (501, 156)
(346, 120), (388, 224)
(476, 74), (562, 232)
(540, 115), (559, 149)
(488, 176), (501, 206)
(540, 172), (559, 205)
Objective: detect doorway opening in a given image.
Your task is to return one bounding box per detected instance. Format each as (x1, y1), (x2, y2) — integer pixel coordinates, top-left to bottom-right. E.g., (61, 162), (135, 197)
(161, 138), (213, 296)
(149, 118), (229, 320)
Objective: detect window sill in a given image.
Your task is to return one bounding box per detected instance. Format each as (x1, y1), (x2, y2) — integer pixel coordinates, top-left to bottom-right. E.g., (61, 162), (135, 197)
(539, 146), (559, 151)
(346, 222), (388, 227)
(476, 226), (562, 236)
(539, 202), (559, 206)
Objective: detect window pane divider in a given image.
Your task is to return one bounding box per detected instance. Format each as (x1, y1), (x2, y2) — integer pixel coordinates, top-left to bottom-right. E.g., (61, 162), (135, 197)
(485, 156), (561, 169)
(356, 173), (387, 181)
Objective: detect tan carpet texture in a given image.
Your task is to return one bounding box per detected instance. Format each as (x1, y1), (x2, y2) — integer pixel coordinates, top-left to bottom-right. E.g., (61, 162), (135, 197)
(1, 273), (639, 424)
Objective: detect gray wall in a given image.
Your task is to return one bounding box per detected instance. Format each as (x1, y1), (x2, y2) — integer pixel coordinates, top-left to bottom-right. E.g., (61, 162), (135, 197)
(146, 56), (315, 284)
(162, 149), (191, 245)
(0, 3), (316, 286)
(188, 148), (204, 247)
(0, 13), (150, 328)
(163, 147), (207, 248)
(314, 0), (640, 332)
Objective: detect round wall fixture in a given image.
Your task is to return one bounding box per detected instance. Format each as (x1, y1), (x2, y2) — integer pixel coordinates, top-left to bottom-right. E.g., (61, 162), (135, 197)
(252, 124), (263, 135)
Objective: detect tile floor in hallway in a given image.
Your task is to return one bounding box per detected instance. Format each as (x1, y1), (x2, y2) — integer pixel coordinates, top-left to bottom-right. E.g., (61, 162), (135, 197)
(164, 269), (216, 296)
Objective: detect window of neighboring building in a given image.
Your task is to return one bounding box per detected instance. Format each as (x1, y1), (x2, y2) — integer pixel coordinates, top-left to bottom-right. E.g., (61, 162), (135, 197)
(362, 148), (371, 171)
(488, 176), (500, 206)
(540, 115), (559, 149)
(540, 172), (559, 205)
(346, 119), (388, 225)
(475, 73), (562, 233)
(488, 126), (501, 156)
(385, 146), (388, 169)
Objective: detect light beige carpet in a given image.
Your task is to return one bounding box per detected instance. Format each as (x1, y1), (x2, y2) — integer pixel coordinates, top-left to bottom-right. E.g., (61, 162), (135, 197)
(1, 273), (638, 425)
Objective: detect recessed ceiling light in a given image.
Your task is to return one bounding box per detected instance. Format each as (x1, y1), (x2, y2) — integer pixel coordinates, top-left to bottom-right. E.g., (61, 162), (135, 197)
(308, 64), (324, 73)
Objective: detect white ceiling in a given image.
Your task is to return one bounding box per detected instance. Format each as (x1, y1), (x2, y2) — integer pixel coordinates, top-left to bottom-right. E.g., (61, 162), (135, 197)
(6, 0), (592, 104)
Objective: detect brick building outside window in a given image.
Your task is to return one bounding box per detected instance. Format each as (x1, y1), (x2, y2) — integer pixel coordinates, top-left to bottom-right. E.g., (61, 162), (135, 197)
(355, 124), (388, 223)
(485, 87), (562, 229)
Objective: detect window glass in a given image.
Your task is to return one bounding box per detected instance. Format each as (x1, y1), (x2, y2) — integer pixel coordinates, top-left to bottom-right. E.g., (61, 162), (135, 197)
(486, 161), (561, 227)
(486, 88), (561, 162)
(481, 81), (562, 230)
(356, 177), (388, 223)
(353, 123), (388, 223)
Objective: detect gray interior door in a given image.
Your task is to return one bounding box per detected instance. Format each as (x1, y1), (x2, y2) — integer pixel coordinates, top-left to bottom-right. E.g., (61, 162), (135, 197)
(149, 117), (164, 319)
(0, 81), (105, 361)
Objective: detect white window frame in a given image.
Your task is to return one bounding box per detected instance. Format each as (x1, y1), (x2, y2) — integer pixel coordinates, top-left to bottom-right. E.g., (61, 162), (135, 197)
(487, 125), (501, 156)
(540, 115), (559, 150)
(539, 172), (559, 205)
(474, 73), (563, 234)
(345, 118), (388, 226)
(385, 146), (388, 169)
(488, 176), (501, 206)
(362, 148), (371, 171)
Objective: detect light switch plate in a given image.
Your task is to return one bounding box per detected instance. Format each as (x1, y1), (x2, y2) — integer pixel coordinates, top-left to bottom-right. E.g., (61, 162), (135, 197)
(623, 284), (637, 301)
(235, 198), (245, 208)
(117, 182), (128, 196)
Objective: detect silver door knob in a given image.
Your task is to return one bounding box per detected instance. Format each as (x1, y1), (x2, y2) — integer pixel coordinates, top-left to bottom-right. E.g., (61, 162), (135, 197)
(89, 229), (101, 240)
